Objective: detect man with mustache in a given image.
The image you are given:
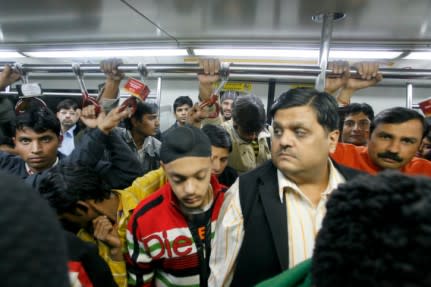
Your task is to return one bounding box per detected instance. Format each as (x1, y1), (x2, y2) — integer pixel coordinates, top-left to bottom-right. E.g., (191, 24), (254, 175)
(331, 107), (431, 176)
(209, 88), (363, 286)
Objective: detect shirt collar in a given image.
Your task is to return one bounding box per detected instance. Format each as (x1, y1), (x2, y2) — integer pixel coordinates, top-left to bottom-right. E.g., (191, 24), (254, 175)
(276, 159), (346, 203)
(26, 157), (59, 175)
(63, 124), (77, 136)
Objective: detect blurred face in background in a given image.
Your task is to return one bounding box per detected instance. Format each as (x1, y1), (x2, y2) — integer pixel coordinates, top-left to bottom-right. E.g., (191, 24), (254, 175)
(417, 136), (431, 159)
(175, 104), (191, 126)
(57, 108), (80, 131)
(210, 146), (229, 176)
(342, 112), (371, 146)
(221, 99), (234, 121)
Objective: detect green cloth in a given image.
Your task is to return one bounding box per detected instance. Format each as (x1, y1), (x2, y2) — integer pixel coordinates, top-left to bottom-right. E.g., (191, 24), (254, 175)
(255, 259), (313, 287)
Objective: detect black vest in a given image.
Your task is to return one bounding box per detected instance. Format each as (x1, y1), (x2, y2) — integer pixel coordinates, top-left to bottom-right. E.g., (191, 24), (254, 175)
(230, 160), (363, 286)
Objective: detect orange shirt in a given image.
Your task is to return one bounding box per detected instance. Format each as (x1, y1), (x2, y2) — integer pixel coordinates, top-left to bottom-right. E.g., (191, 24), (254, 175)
(331, 142), (431, 176)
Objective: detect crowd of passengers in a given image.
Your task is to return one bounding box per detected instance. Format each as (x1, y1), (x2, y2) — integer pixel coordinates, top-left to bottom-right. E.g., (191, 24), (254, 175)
(1, 58), (431, 287)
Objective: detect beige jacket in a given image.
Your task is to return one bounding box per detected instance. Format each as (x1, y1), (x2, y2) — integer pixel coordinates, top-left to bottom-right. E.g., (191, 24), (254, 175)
(221, 120), (271, 174)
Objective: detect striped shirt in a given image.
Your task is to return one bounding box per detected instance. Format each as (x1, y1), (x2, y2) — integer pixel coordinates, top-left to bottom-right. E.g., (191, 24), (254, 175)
(278, 161), (345, 267)
(209, 159), (345, 287)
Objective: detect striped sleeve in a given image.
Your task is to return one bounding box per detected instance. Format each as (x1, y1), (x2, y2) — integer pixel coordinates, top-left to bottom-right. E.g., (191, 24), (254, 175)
(208, 179), (244, 287)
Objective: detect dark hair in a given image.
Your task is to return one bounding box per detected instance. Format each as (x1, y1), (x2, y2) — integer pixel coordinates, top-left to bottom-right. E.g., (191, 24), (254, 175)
(370, 107), (427, 138)
(56, 99), (79, 112)
(312, 171), (431, 287)
(202, 124), (233, 152)
(232, 94), (266, 133)
(173, 96), (193, 112)
(344, 102), (374, 121)
(0, 171), (69, 287)
(220, 90), (239, 102)
(0, 121), (15, 147)
(38, 163), (112, 215)
(15, 107), (61, 136)
(123, 101), (159, 130)
(270, 87), (339, 132)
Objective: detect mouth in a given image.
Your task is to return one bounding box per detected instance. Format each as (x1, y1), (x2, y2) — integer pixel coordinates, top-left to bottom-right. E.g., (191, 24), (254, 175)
(212, 170), (221, 175)
(28, 157), (45, 163)
(183, 197), (199, 205)
(380, 157), (400, 164)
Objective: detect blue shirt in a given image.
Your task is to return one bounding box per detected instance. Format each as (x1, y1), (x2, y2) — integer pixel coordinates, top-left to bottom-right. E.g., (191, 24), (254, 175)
(58, 125), (76, 156)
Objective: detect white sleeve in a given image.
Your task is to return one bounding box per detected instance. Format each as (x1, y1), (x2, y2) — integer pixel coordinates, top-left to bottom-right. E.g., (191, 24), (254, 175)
(209, 178), (244, 287)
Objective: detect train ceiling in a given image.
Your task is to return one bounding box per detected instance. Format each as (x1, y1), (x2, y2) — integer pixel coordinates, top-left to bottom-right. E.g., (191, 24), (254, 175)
(1, 0), (431, 68)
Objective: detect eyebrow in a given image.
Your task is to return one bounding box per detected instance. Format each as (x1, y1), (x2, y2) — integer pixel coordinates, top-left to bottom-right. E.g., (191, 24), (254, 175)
(169, 168), (208, 178)
(273, 121), (309, 129)
(401, 136), (418, 143)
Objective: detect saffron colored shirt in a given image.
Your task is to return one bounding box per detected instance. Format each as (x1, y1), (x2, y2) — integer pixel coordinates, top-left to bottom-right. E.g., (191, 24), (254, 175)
(331, 142), (431, 176)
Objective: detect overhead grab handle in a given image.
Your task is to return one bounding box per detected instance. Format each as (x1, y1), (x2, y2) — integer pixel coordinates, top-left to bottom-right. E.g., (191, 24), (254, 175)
(72, 63), (101, 114)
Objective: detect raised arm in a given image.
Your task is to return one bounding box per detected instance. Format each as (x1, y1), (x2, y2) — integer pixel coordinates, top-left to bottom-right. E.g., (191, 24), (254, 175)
(67, 107), (143, 189)
(325, 61), (382, 106)
(0, 65), (21, 90)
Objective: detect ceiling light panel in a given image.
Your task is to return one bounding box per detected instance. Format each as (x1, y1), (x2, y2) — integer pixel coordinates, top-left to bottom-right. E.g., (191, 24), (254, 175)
(0, 51), (25, 58)
(24, 49), (188, 58)
(404, 52), (431, 60)
(194, 48), (401, 60)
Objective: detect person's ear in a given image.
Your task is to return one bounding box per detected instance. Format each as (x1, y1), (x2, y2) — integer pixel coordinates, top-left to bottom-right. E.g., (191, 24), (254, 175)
(328, 129), (340, 153)
(75, 200), (90, 215)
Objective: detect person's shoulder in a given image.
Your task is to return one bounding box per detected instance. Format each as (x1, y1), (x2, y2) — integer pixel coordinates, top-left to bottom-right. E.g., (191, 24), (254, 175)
(406, 157), (431, 176)
(239, 160), (275, 180)
(149, 136), (161, 148)
(335, 162), (366, 179)
(132, 184), (169, 216)
(65, 231), (96, 259)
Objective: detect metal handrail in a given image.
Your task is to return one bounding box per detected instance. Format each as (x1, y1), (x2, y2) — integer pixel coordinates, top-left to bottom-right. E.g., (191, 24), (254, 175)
(1, 63), (431, 80)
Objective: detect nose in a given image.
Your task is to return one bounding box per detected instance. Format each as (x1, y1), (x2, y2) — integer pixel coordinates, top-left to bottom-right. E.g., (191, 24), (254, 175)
(278, 130), (294, 147)
(31, 141), (42, 154)
(184, 180), (195, 195)
(212, 159), (221, 174)
(155, 118), (160, 127)
(387, 140), (401, 154)
(352, 122), (361, 131)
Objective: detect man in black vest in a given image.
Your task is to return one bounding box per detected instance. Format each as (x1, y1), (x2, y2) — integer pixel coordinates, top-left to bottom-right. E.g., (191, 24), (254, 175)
(209, 87), (364, 287)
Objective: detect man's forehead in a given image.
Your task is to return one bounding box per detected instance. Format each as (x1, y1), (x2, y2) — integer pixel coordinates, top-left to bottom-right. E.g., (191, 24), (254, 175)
(273, 106), (318, 124)
(143, 112), (158, 117)
(16, 127), (58, 138)
(176, 104), (190, 109)
(373, 120), (423, 135)
(345, 112), (370, 120)
(59, 108), (76, 112)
